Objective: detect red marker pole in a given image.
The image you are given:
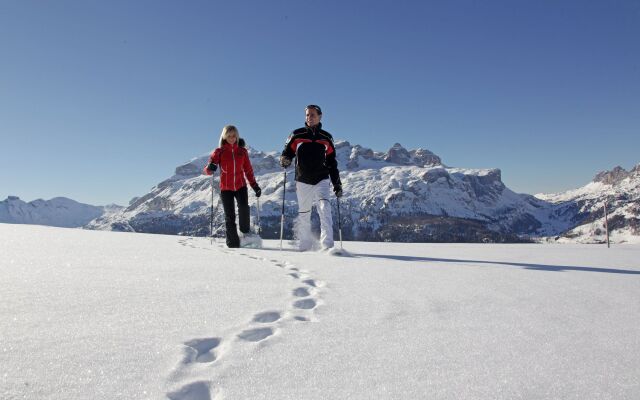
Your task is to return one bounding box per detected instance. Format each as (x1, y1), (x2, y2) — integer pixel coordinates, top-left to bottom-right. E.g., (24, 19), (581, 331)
(604, 201), (610, 248)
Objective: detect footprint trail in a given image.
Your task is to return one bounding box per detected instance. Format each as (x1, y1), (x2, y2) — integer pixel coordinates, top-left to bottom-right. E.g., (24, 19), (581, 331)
(166, 237), (327, 399)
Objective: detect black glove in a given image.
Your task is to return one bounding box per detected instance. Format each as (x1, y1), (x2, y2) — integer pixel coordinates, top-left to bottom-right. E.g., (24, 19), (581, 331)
(252, 184), (261, 198)
(334, 184), (343, 198)
(206, 162), (217, 173)
(280, 155), (292, 168)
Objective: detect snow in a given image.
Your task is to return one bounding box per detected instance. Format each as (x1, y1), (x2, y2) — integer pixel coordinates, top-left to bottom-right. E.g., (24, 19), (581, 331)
(0, 196), (107, 228)
(535, 181), (609, 203)
(2, 223), (640, 399)
(552, 202), (640, 245)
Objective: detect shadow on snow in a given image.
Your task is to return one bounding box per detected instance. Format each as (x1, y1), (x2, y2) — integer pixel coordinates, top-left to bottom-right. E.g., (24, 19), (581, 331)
(351, 253), (640, 275)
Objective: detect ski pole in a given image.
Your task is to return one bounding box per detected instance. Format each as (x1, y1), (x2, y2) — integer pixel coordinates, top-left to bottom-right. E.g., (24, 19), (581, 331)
(256, 197), (261, 235)
(210, 174), (214, 244)
(336, 196), (343, 250)
(280, 169), (287, 250)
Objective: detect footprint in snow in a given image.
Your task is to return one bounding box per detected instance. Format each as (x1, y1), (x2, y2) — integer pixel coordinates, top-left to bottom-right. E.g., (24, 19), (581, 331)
(294, 316), (310, 322)
(237, 327), (274, 342)
(288, 273), (300, 279)
(293, 299), (316, 310)
(183, 338), (221, 363)
(302, 279), (319, 287)
(167, 380), (212, 400)
(252, 311), (281, 323)
(293, 287), (310, 297)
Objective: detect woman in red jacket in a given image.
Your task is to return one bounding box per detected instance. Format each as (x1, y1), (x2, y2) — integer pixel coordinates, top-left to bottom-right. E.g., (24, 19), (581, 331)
(204, 125), (261, 248)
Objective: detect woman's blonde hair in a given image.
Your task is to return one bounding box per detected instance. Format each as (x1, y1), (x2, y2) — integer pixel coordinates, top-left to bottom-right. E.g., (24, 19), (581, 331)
(219, 125), (240, 147)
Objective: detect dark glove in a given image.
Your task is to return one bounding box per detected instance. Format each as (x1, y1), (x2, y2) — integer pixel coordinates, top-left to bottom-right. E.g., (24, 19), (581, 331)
(252, 184), (261, 198)
(280, 155), (292, 168)
(206, 162), (217, 173)
(334, 184), (343, 198)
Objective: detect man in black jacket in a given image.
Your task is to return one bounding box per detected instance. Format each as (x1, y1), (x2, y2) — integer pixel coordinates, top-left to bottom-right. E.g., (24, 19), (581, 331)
(280, 105), (342, 251)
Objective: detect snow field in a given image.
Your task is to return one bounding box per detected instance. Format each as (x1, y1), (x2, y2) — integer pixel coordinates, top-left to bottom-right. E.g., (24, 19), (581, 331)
(2, 224), (640, 399)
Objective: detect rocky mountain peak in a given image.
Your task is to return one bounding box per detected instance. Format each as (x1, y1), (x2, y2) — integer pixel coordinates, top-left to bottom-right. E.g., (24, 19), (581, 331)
(381, 143), (443, 167)
(384, 143), (412, 165)
(410, 148), (442, 167)
(593, 166), (630, 185)
(175, 162), (202, 177)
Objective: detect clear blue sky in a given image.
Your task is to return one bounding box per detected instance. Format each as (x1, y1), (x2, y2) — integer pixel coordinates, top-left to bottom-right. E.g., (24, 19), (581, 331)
(1, 0), (639, 205)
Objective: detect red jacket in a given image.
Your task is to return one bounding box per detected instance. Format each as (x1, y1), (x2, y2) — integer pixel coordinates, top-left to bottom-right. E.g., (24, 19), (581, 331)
(203, 143), (257, 191)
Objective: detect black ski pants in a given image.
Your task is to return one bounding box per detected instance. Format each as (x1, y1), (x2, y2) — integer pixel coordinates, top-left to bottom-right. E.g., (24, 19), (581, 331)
(220, 186), (250, 248)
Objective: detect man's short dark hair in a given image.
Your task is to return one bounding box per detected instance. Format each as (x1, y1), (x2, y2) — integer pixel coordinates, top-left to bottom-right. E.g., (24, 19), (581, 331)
(305, 104), (322, 115)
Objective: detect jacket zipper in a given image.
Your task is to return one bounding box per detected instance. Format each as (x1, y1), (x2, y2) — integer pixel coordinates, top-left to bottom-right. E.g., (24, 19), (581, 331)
(232, 146), (237, 191)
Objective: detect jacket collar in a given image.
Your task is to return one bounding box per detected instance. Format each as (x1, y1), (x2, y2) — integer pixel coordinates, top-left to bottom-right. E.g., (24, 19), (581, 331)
(222, 142), (239, 150)
(305, 122), (322, 133)
(220, 138), (245, 148)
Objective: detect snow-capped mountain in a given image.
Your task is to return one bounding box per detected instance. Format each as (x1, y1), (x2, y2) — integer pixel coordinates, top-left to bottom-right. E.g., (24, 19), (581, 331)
(8, 142), (638, 243)
(0, 196), (120, 228)
(536, 164), (640, 244)
(84, 141), (590, 243)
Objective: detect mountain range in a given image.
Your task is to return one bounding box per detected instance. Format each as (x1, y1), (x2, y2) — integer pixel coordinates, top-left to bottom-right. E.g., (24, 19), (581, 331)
(0, 196), (119, 228)
(2, 142), (638, 243)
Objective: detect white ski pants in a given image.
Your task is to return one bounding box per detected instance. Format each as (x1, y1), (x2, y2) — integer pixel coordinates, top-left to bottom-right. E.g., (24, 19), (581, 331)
(295, 179), (334, 250)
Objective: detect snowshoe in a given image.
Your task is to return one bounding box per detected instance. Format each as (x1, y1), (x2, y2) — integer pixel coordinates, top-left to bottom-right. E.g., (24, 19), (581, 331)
(240, 233), (263, 248)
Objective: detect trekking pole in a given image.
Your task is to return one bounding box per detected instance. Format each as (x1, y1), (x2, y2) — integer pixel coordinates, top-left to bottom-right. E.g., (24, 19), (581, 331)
(256, 197), (261, 235)
(336, 196), (343, 250)
(210, 174), (214, 244)
(280, 169), (287, 251)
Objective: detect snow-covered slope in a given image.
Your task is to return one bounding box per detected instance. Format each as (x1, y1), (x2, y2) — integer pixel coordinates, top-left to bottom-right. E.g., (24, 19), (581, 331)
(0, 196), (117, 228)
(2, 224), (640, 399)
(536, 164), (640, 243)
(88, 141), (564, 242)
